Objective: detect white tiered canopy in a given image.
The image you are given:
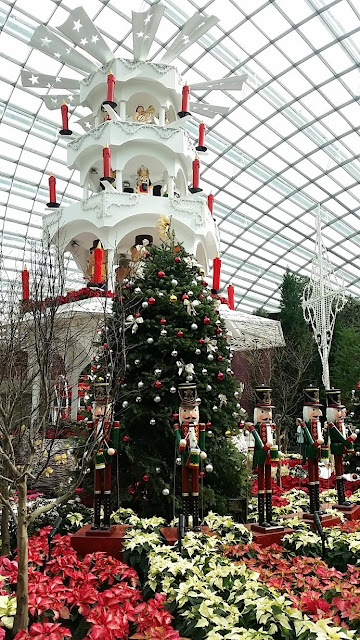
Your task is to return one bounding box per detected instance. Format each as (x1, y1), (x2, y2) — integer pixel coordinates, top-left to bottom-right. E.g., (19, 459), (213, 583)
(1, 0), (360, 317)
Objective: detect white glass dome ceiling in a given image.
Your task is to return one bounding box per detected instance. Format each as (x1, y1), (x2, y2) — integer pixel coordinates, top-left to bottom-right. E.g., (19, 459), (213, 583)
(1, 0), (360, 313)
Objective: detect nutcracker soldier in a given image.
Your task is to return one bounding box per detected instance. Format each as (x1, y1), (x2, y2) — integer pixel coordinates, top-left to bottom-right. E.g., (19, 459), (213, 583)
(87, 398), (120, 530)
(248, 386), (279, 528)
(300, 387), (324, 514)
(174, 382), (206, 531)
(325, 388), (356, 505)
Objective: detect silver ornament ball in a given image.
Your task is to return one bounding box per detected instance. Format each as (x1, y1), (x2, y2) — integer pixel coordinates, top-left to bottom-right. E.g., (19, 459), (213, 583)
(162, 488), (170, 496)
(191, 323), (198, 330)
(122, 400), (129, 408)
(142, 301), (149, 309)
(150, 418), (156, 425)
(207, 354), (214, 361)
(134, 359), (140, 365)
(171, 350), (178, 357)
(138, 381), (144, 388)
(134, 287), (142, 294)
(176, 457), (182, 465)
(171, 279), (178, 286)
(154, 395), (161, 403)
(206, 384), (212, 391)
(160, 329), (168, 336)
(147, 337), (154, 344)
(136, 396), (142, 403)
(170, 386), (176, 394)
(195, 348), (201, 355)
(202, 368), (208, 374)
(205, 463), (213, 473)
(154, 368), (162, 376)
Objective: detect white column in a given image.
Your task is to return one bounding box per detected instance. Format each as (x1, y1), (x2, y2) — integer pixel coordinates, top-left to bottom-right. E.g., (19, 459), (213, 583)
(107, 247), (115, 292)
(70, 380), (79, 422)
(31, 373), (42, 427)
(168, 175), (174, 197)
(119, 100), (126, 120)
(116, 169), (122, 191)
(83, 182), (89, 200)
(159, 105), (166, 126)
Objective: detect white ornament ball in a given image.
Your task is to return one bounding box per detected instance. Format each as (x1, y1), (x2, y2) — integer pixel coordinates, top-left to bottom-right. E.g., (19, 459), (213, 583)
(142, 301), (149, 309)
(179, 438), (187, 448)
(232, 412), (239, 418)
(196, 275), (203, 281)
(162, 488), (170, 496)
(188, 290), (194, 297)
(158, 292), (164, 297)
(150, 418), (156, 425)
(236, 403), (241, 409)
(186, 375), (193, 382)
(207, 354), (214, 361)
(207, 296), (213, 302)
(107, 448), (116, 456)
(138, 381), (144, 388)
(171, 279), (178, 286)
(191, 323), (198, 330)
(154, 395), (161, 403)
(170, 386), (176, 393)
(234, 391), (239, 398)
(134, 287), (142, 294)
(171, 350), (178, 357)
(244, 430), (249, 436)
(196, 397), (202, 404)
(212, 405), (218, 411)
(160, 329), (168, 336)
(154, 368), (162, 376)
(206, 384), (212, 391)
(123, 278), (129, 284)
(215, 319), (221, 326)
(200, 451), (207, 460)
(176, 457), (182, 465)
(134, 359), (140, 365)
(195, 348), (201, 355)
(136, 396), (142, 403)
(208, 430), (213, 436)
(147, 337), (154, 344)
(156, 467), (161, 473)
(205, 463), (213, 473)
(122, 401), (129, 408)
(126, 364), (130, 369)
(355, 429), (360, 434)
(202, 368), (208, 374)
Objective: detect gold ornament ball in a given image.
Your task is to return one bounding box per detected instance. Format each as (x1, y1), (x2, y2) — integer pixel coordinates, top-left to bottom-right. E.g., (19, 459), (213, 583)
(170, 294), (177, 302)
(225, 430), (232, 438)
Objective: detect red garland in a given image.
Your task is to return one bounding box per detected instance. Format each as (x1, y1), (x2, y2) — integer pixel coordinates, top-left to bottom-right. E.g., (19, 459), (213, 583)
(21, 287), (116, 311)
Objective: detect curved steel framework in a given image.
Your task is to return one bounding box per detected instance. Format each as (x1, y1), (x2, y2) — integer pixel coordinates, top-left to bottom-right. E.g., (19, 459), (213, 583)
(1, 0), (360, 312)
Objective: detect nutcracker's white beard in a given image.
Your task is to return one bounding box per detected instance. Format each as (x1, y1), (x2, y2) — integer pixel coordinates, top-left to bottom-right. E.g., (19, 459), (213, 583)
(326, 408), (346, 437)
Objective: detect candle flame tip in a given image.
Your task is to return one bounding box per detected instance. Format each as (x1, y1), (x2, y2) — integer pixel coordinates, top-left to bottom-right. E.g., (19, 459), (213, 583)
(62, 99), (67, 105)
(23, 265), (27, 271)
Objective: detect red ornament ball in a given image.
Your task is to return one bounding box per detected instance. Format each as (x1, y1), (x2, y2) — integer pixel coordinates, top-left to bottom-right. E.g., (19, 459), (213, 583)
(143, 475), (150, 482)
(217, 372), (224, 380)
(160, 318), (167, 325)
(203, 317), (211, 325)
(177, 330), (184, 338)
(217, 355), (223, 361)
(182, 294), (189, 301)
(216, 328), (222, 334)
(135, 312), (141, 318)
(199, 294), (204, 299)
(103, 343), (108, 349)
(148, 297), (156, 305)
(158, 271), (165, 278)
(123, 435), (130, 442)
(154, 380), (162, 389)
(206, 421), (212, 428)
(202, 281), (208, 287)
(200, 471), (205, 478)
(199, 338), (205, 344)
(172, 412), (179, 420)
(91, 365), (97, 371)
(175, 256), (181, 263)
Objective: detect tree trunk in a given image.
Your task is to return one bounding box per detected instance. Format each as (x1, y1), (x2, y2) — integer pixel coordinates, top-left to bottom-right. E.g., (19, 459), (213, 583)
(0, 486), (10, 557)
(12, 477), (28, 636)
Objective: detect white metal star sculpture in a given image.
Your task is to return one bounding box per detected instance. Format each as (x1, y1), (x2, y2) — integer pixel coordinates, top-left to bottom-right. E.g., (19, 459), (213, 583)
(21, 4), (247, 126)
(302, 205), (347, 388)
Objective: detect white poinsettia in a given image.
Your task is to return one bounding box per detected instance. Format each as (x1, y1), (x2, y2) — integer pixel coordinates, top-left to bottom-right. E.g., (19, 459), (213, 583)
(0, 595), (17, 629)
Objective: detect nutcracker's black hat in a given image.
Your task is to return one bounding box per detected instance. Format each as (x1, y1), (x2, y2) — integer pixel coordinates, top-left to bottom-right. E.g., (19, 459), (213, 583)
(178, 382), (198, 406)
(303, 386), (322, 407)
(326, 388), (345, 408)
(254, 385), (275, 408)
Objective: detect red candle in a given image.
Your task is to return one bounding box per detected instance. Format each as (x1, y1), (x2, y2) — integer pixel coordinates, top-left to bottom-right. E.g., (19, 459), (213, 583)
(93, 242), (103, 283)
(103, 146), (111, 177)
(212, 255), (221, 291)
(227, 284), (235, 310)
(198, 122), (205, 147)
(207, 193), (214, 213)
(61, 101), (69, 130)
(107, 71), (115, 103)
(22, 265), (29, 300)
(49, 175), (56, 203)
(192, 157), (200, 188)
(181, 84), (190, 112)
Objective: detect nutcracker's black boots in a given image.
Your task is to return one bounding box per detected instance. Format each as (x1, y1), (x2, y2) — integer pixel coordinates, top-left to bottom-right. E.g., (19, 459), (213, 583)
(103, 492), (111, 530)
(315, 483), (320, 512)
(309, 484), (316, 514)
(192, 496), (201, 532)
(336, 477), (345, 506)
(182, 495), (190, 530)
(266, 492), (277, 526)
(92, 492), (102, 530)
(258, 492), (268, 527)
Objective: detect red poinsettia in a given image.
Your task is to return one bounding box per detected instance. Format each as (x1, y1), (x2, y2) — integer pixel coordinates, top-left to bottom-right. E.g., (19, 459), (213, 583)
(14, 622), (72, 639)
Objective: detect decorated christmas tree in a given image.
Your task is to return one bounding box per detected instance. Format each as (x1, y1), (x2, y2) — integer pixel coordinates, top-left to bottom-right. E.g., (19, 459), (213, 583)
(113, 223), (247, 518)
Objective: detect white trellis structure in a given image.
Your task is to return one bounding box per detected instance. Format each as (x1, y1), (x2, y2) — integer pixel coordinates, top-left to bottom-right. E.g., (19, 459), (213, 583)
(302, 205), (347, 389)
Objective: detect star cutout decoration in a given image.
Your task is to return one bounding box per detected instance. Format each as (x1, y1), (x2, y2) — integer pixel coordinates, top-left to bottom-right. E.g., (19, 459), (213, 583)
(51, 98), (58, 105)
(80, 37), (88, 46)
(29, 74), (39, 85)
(144, 14), (152, 24)
(85, 121), (92, 129)
(66, 48), (72, 55)
(54, 52), (61, 59)
(182, 35), (190, 42)
(91, 35), (99, 43)
(55, 77), (62, 83)
(68, 94), (75, 102)
(41, 37), (52, 47)
(73, 19), (83, 32)
(46, 83), (52, 88)
(136, 31), (144, 38)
